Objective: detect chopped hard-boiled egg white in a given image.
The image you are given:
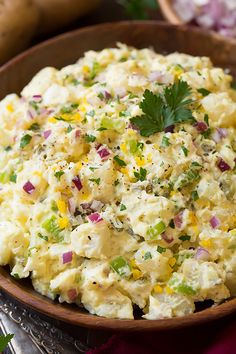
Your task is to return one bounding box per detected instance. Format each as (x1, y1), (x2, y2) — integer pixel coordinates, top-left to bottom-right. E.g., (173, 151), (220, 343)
(0, 43), (236, 320)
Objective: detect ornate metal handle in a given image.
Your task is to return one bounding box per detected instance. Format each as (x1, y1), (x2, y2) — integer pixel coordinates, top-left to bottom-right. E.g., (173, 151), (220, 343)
(0, 291), (89, 354)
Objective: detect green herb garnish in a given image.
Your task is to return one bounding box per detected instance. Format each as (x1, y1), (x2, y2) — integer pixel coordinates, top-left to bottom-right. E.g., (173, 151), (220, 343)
(29, 122), (40, 131)
(157, 245), (166, 254)
(161, 136), (170, 147)
(9, 172), (17, 183)
(144, 251), (152, 260)
(191, 190), (199, 201)
(20, 134), (32, 149)
(134, 167), (147, 181)
(120, 204), (127, 211)
(85, 134), (96, 143)
(54, 171), (64, 180)
(66, 125), (73, 133)
(130, 80), (195, 136)
(0, 334), (14, 352)
(197, 88), (211, 97)
(38, 233), (49, 241)
(114, 155), (127, 166)
(179, 235), (191, 241)
(89, 178), (101, 185)
(181, 145), (189, 157)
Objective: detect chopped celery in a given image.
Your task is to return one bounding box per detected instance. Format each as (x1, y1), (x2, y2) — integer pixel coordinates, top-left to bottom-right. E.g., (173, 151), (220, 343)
(100, 117), (125, 133)
(110, 256), (131, 277)
(42, 216), (63, 242)
(147, 221), (166, 239)
(176, 283), (197, 296)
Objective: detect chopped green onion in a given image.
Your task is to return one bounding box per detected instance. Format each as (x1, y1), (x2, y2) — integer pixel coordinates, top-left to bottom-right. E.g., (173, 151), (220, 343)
(110, 256), (131, 277)
(147, 221), (166, 239)
(120, 204), (127, 211)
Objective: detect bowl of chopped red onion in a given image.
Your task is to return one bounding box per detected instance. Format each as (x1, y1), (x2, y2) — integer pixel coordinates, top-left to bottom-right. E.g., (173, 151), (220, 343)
(159, 0), (236, 39)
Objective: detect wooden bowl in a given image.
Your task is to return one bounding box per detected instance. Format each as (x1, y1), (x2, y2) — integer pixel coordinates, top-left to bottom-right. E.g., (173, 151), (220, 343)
(1, 21), (236, 331)
(158, 0), (183, 25)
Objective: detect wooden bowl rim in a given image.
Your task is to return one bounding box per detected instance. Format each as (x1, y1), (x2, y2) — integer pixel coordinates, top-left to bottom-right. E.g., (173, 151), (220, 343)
(0, 20), (236, 331)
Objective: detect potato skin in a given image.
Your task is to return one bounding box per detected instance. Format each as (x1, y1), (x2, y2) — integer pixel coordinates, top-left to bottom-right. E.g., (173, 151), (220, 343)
(0, 0), (39, 64)
(34, 0), (101, 34)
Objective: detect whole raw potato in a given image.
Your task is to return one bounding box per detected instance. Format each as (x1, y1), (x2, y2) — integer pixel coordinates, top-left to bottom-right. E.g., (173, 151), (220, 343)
(34, 0), (101, 34)
(0, 0), (39, 65)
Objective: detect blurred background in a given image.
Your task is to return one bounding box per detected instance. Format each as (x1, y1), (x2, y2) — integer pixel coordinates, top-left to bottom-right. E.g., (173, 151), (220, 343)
(1, 0), (235, 66)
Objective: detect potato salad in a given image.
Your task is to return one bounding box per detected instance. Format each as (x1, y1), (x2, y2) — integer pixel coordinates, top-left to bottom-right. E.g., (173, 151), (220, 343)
(0, 44), (236, 320)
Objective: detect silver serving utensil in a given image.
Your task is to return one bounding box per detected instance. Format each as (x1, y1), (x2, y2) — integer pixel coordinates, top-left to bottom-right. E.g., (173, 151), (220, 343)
(0, 292), (89, 354)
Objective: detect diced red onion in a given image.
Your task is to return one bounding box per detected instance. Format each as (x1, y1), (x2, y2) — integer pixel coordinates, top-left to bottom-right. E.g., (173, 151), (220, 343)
(75, 129), (81, 138)
(217, 158), (231, 172)
(148, 71), (163, 82)
(23, 181), (35, 194)
(68, 198), (76, 214)
(104, 91), (112, 100)
(194, 121), (208, 132)
(195, 247), (210, 261)
(62, 251), (73, 264)
(164, 125), (175, 133)
(72, 176), (83, 191)
(210, 216), (220, 229)
(173, 0), (236, 39)
(90, 200), (103, 211)
(217, 128), (228, 138)
(97, 146), (110, 160)
(174, 211), (183, 229)
(212, 130), (221, 143)
(27, 108), (36, 119)
(114, 87), (127, 98)
(88, 212), (103, 224)
(67, 289), (77, 301)
(162, 232), (174, 244)
(43, 130), (51, 139)
(81, 202), (92, 210)
(32, 94), (42, 102)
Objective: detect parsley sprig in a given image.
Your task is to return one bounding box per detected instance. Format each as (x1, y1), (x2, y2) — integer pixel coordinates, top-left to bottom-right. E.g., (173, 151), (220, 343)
(0, 334), (14, 352)
(130, 80), (196, 137)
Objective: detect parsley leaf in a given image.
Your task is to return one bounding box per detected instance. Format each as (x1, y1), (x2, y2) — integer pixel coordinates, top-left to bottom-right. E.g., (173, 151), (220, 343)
(54, 171), (64, 180)
(85, 134), (96, 143)
(0, 334), (14, 352)
(89, 178), (101, 185)
(9, 172), (17, 183)
(130, 80), (195, 137)
(179, 235), (191, 241)
(134, 167), (147, 181)
(20, 134), (32, 148)
(120, 203), (127, 211)
(197, 88), (211, 97)
(114, 155), (127, 166)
